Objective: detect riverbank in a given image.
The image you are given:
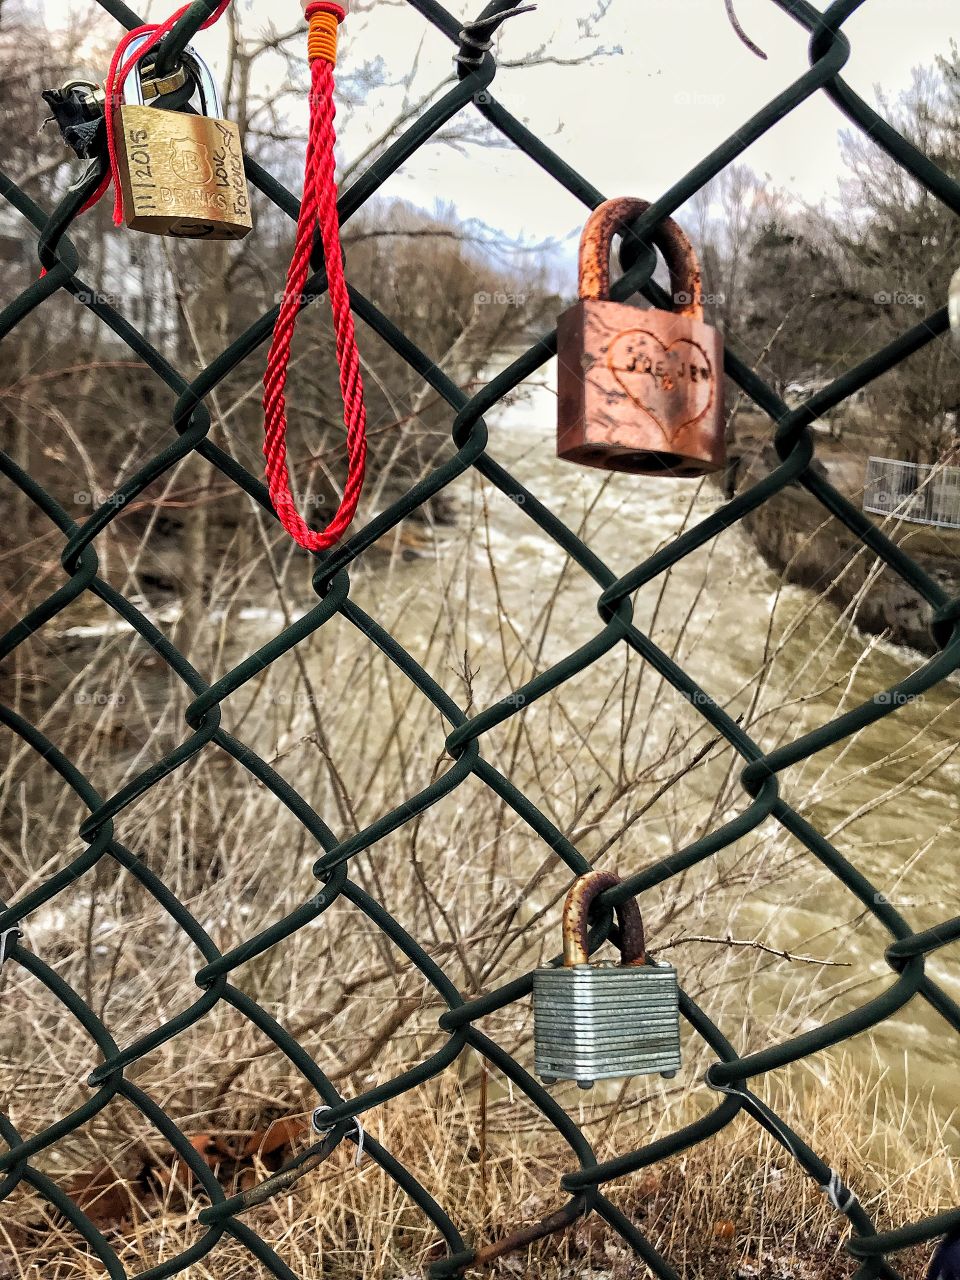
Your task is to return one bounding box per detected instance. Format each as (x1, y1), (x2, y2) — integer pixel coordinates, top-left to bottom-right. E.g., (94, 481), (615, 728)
(722, 415), (960, 657)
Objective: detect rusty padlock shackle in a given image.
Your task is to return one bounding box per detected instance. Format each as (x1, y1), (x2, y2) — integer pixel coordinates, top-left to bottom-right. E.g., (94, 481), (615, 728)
(562, 871), (646, 968)
(578, 197), (704, 323)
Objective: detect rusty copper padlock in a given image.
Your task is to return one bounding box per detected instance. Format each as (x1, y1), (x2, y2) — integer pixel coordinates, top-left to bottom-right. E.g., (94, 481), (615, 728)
(557, 197), (724, 476)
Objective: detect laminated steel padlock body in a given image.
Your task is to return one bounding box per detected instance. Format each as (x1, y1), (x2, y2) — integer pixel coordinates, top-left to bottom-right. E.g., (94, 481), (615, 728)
(557, 198), (724, 477)
(533, 872), (681, 1088)
(114, 37), (252, 240)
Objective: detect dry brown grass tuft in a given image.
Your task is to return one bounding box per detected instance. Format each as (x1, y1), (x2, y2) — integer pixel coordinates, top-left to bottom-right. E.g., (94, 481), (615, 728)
(1, 456), (958, 1277)
(1, 1061), (955, 1278)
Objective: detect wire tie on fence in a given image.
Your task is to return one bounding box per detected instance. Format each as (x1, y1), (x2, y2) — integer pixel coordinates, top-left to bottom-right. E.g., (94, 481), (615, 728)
(705, 1075), (800, 1161)
(312, 1106), (365, 1167)
(456, 5), (537, 68)
(705, 1073), (857, 1214)
(822, 1167), (856, 1214)
(0, 927), (22, 971)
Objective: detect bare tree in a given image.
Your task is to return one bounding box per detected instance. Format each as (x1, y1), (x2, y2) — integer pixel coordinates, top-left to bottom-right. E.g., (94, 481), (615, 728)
(837, 48), (960, 463)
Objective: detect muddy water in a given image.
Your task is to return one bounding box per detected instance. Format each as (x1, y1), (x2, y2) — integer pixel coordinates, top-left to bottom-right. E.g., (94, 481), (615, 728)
(41, 357), (959, 1138)
(383, 359), (960, 1133)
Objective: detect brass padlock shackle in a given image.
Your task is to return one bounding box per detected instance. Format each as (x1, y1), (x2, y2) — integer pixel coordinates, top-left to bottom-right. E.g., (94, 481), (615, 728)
(578, 197), (704, 323)
(562, 871), (646, 968)
(121, 33), (222, 115)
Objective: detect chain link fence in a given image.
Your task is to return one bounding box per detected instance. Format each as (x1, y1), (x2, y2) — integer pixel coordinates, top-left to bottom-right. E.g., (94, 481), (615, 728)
(1, 1), (959, 1277)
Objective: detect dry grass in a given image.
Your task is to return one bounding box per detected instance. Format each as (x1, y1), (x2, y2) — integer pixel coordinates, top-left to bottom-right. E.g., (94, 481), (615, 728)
(1, 448), (958, 1277)
(1, 1064), (955, 1278)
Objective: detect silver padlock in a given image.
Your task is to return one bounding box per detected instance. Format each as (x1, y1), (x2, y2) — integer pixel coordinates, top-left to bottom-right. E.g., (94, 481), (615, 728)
(533, 871), (681, 1089)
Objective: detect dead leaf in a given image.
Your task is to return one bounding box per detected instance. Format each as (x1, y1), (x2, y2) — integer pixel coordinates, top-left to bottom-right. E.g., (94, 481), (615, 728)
(68, 1164), (142, 1228)
(241, 1116), (308, 1163)
(69, 1114), (309, 1230)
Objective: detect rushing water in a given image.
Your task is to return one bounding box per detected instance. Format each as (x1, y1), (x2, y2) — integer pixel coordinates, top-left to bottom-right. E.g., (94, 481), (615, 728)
(41, 355), (959, 1137)
(385, 358), (960, 1131)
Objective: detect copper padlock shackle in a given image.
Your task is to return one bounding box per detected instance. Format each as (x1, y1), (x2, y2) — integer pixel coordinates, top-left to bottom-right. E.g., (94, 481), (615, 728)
(578, 197), (704, 323)
(562, 871), (646, 968)
(121, 33), (222, 116)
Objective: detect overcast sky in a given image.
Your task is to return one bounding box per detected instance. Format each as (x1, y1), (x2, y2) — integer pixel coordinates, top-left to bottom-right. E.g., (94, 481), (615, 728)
(315, 0), (957, 255)
(53, 0), (958, 269)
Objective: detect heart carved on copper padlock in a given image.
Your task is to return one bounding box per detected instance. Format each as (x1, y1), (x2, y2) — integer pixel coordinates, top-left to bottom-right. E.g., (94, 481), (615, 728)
(606, 328), (715, 444)
(557, 197), (725, 476)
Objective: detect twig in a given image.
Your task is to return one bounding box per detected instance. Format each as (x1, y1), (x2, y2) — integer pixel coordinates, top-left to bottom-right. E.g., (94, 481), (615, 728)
(723, 0), (767, 59)
(224, 1132), (343, 1213)
(656, 933), (851, 966)
(468, 1200), (586, 1271)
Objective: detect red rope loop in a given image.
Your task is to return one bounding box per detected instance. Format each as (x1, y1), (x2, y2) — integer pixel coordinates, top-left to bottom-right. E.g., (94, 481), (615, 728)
(261, 18), (367, 552)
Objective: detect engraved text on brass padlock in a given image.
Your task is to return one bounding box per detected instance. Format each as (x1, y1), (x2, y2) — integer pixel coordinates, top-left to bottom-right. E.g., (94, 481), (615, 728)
(557, 198), (724, 477)
(114, 37), (252, 241)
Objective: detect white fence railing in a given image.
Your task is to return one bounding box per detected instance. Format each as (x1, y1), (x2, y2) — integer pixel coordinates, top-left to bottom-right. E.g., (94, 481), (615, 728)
(863, 456), (960, 530)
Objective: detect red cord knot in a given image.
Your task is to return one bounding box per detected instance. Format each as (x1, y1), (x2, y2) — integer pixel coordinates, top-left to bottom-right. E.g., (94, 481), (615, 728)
(306, 2), (346, 65)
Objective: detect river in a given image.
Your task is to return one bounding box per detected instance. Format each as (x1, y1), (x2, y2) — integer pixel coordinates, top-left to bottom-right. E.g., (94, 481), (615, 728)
(384, 357), (960, 1134)
(35, 354), (960, 1142)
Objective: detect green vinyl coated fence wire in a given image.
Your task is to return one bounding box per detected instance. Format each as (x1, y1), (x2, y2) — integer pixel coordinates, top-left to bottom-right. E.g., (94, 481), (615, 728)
(1, 0), (959, 1277)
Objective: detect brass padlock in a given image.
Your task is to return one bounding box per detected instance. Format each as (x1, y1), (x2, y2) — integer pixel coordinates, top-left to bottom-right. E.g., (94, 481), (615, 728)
(557, 197), (724, 476)
(113, 36), (252, 240)
(533, 871), (681, 1089)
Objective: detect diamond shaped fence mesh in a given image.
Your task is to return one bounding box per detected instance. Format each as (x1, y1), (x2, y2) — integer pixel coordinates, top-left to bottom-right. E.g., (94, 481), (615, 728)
(1, 1), (959, 1278)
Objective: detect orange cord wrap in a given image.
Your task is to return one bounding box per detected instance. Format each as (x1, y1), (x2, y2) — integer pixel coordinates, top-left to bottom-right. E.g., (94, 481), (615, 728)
(307, 9), (339, 64)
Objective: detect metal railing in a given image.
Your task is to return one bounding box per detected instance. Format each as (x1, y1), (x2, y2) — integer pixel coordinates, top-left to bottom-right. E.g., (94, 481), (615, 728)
(1, 1), (959, 1278)
(865, 455), (960, 530)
